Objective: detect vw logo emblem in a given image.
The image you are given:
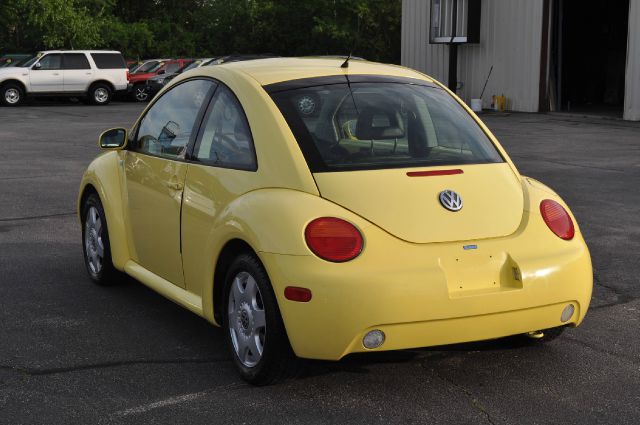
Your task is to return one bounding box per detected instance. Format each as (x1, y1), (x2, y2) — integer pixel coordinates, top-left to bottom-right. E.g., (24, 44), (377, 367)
(439, 190), (463, 212)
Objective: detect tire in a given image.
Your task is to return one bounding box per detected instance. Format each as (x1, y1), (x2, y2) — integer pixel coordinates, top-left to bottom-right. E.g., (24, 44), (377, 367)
(131, 84), (148, 102)
(81, 193), (122, 285)
(1, 82), (24, 106)
(88, 83), (112, 105)
(223, 253), (300, 385)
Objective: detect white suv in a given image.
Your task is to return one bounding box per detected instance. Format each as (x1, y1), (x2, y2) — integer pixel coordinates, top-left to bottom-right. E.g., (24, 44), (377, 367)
(0, 50), (128, 106)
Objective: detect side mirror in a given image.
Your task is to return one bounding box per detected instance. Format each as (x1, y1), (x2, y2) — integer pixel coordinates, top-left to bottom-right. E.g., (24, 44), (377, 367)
(157, 69), (166, 75)
(99, 128), (128, 150)
(33, 62), (42, 70)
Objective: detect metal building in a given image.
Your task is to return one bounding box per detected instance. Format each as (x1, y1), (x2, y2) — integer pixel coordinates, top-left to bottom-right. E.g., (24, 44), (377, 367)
(402, 0), (640, 121)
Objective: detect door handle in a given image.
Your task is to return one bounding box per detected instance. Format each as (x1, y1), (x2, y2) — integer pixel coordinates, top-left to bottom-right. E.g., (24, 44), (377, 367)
(85, 72), (92, 75)
(165, 181), (183, 191)
(53, 72), (60, 76)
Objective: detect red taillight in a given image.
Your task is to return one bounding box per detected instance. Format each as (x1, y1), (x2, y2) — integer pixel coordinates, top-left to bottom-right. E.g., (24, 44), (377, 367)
(305, 217), (363, 262)
(540, 199), (575, 240)
(126, 70), (129, 81)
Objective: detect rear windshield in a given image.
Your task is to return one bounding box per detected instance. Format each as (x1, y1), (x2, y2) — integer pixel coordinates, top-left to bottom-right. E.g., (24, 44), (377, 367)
(269, 81), (503, 172)
(91, 53), (126, 69)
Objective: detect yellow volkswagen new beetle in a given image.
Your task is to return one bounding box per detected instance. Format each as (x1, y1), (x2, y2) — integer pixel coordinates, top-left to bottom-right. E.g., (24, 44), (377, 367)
(78, 58), (592, 385)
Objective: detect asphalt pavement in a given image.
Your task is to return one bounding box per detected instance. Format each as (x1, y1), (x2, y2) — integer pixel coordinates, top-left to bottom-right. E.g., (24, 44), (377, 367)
(1, 100), (639, 424)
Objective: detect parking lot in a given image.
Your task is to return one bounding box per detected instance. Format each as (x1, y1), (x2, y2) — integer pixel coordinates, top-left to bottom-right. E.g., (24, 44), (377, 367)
(1, 102), (639, 424)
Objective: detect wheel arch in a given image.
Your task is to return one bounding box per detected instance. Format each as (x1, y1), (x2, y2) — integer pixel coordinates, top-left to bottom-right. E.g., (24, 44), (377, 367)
(88, 79), (116, 94)
(212, 238), (258, 325)
(78, 152), (130, 270)
(1, 78), (27, 93)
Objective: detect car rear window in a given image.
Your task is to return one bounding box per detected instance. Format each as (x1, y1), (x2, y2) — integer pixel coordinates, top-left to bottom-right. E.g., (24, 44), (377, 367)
(90, 53), (126, 69)
(268, 78), (503, 172)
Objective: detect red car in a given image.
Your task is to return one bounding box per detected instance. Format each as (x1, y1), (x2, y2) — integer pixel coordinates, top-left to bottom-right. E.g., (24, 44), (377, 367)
(127, 59), (193, 101)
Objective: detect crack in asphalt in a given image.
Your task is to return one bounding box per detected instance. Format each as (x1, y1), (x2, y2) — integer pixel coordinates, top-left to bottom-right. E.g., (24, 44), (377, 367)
(0, 173), (78, 181)
(0, 357), (230, 376)
(421, 359), (500, 425)
(0, 212), (76, 222)
(590, 272), (638, 310)
(562, 337), (639, 365)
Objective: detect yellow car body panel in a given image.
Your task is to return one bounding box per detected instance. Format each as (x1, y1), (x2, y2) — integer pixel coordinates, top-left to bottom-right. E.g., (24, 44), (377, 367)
(123, 152), (188, 287)
(78, 58), (592, 361)
(313, 163), (524, 244)
(260, 178), (592, 359)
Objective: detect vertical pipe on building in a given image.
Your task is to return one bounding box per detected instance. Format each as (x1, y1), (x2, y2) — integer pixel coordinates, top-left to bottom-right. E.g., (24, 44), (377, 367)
(624, 0), (640, 120)
(448, 0), (459, 91)
(538, 0), (551, 112)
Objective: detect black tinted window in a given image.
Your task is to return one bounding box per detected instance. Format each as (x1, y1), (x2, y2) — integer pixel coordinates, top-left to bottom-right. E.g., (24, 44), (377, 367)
(91, 53), (126, 69)
(194, 85), (256, 170)
(37, 54), (62, 70)
(63, 53), (90, 70)
(135, 79), (215, 160)
(270, 81), (503, 172)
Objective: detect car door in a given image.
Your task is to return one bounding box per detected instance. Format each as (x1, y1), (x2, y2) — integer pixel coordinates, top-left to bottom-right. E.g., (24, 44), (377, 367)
(62, 53), (92, 92)
(124, 78), (216, 287)
(181, 84), (258, 293)
(29, 53), (63, 92)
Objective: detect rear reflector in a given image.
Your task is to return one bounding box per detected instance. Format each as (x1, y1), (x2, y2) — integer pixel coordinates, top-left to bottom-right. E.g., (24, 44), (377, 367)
(407, 169), (463, 177)
(305, 217), (363, 262)
(540, 199), (575, 240)
(284, 286), (312, 302)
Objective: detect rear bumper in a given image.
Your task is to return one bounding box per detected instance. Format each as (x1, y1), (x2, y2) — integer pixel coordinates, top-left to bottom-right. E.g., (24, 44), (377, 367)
(259, 212), (592, 360)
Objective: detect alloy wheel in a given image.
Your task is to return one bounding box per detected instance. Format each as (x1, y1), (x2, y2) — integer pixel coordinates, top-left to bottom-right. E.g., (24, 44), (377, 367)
(228, 271), (266, 367)
(84, 206), (104, 274)
(94, 88), (109, 104)
(135, 87), (148, 101)
(5, 88), (20, 104)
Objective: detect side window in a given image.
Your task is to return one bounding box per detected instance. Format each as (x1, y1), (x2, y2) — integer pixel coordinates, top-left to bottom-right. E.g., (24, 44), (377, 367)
(194, 85), (256, 170)
(134, 79), (215, 160)
(36, 54), (62, 70)
(63, 53), (90, 70)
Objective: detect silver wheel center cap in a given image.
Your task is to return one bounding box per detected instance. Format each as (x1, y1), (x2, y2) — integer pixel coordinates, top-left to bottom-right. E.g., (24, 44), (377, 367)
(237, 303), (252, 335)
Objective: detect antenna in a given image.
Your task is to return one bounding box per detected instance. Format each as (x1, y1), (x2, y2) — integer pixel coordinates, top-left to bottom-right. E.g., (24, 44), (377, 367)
(340, 52), (352, 68)
(341, 14), (361, 68)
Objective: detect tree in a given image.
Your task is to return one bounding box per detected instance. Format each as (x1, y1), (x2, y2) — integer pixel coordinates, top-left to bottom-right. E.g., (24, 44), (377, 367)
(0, 0), (401, 64)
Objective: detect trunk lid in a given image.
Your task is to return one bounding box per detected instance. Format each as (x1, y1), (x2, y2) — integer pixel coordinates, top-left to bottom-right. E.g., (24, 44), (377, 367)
(313, 163), (523, 244)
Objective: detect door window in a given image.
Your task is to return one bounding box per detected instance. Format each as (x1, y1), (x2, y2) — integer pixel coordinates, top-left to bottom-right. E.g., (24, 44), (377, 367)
(133, 79), (215, 160)
(36, 54), (62, 70)
(194, 85), (256, 170)
(63, 53), (90, 70)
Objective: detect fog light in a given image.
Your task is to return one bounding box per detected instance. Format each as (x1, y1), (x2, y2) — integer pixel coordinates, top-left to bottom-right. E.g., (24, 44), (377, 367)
(561, 304), (575, 323)
(363, 330), (385, 349)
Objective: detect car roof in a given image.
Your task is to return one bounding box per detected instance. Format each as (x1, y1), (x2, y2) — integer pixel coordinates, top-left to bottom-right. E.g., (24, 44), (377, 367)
(191, 57), (434, 86)
(38, 50), (123, 54)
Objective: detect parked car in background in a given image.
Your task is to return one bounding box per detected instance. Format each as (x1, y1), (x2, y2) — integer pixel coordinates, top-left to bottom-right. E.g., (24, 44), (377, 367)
(0, 54), (32, 68)
(129, 58), (169, 74)
(145, 58), (212, 99)
(205, 54), (279, 66)
(128, 58), (193, 102)
(0, 50), (128, 106)
(126, 60), (140, 70)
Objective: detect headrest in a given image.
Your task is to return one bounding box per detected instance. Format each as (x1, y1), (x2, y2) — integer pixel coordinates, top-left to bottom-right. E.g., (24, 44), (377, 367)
(355, 106), (404, 140)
